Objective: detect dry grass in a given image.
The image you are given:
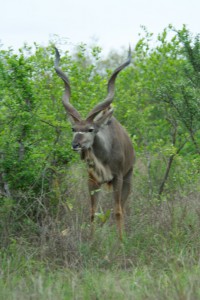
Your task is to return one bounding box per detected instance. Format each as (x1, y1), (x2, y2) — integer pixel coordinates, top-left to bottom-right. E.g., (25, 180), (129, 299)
(0, 160), (200, 299)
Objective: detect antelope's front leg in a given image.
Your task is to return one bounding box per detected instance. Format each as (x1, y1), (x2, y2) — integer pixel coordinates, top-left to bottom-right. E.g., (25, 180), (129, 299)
(88, 175), (100, 237)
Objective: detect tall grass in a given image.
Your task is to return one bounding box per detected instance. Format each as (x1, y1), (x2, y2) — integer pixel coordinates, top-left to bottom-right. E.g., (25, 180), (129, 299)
(0, 160), (200, 299)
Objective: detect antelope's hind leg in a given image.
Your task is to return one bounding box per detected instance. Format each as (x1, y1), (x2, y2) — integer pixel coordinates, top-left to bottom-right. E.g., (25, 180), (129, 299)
(113, 175), (124, 240)
(121, 168), (133, 208)
(120, 168), (133, 236)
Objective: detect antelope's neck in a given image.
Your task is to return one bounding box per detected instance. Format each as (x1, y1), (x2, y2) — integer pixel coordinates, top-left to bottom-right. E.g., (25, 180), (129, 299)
(81, 149), (113, 184)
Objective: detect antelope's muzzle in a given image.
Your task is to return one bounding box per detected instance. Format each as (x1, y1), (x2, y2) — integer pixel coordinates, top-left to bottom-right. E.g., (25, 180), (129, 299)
(72, 141), (81, 151)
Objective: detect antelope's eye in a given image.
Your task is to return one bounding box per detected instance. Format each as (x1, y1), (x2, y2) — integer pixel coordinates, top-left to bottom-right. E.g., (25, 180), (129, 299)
(88, 128), (94, 132)
(72, 128), (75, 132)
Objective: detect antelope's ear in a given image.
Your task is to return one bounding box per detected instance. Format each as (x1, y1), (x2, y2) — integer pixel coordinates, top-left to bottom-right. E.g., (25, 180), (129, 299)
(93, 106), (114, 126)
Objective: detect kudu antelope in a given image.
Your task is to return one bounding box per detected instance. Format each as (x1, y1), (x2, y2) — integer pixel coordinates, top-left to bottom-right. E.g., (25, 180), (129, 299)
(54, 47), (135, 239)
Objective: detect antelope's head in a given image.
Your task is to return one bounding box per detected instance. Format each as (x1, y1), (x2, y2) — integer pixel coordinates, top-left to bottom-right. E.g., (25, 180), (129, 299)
(54, 47), (131, 152)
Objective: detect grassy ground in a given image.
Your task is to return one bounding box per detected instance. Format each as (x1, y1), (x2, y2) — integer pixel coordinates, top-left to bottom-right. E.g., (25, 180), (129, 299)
(1, 264), (200, 300)
(0, 163), (200, 299)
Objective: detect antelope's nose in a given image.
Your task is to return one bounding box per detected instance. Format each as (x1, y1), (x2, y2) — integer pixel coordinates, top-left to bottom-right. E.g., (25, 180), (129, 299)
(72, 142), (81, 151)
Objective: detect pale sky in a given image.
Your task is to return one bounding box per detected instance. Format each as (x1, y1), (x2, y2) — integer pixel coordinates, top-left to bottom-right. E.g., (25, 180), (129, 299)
(0, 0), (199, 54)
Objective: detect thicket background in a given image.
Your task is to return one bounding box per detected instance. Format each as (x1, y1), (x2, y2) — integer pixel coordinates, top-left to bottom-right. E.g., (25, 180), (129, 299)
(0, 25), (200, 299)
